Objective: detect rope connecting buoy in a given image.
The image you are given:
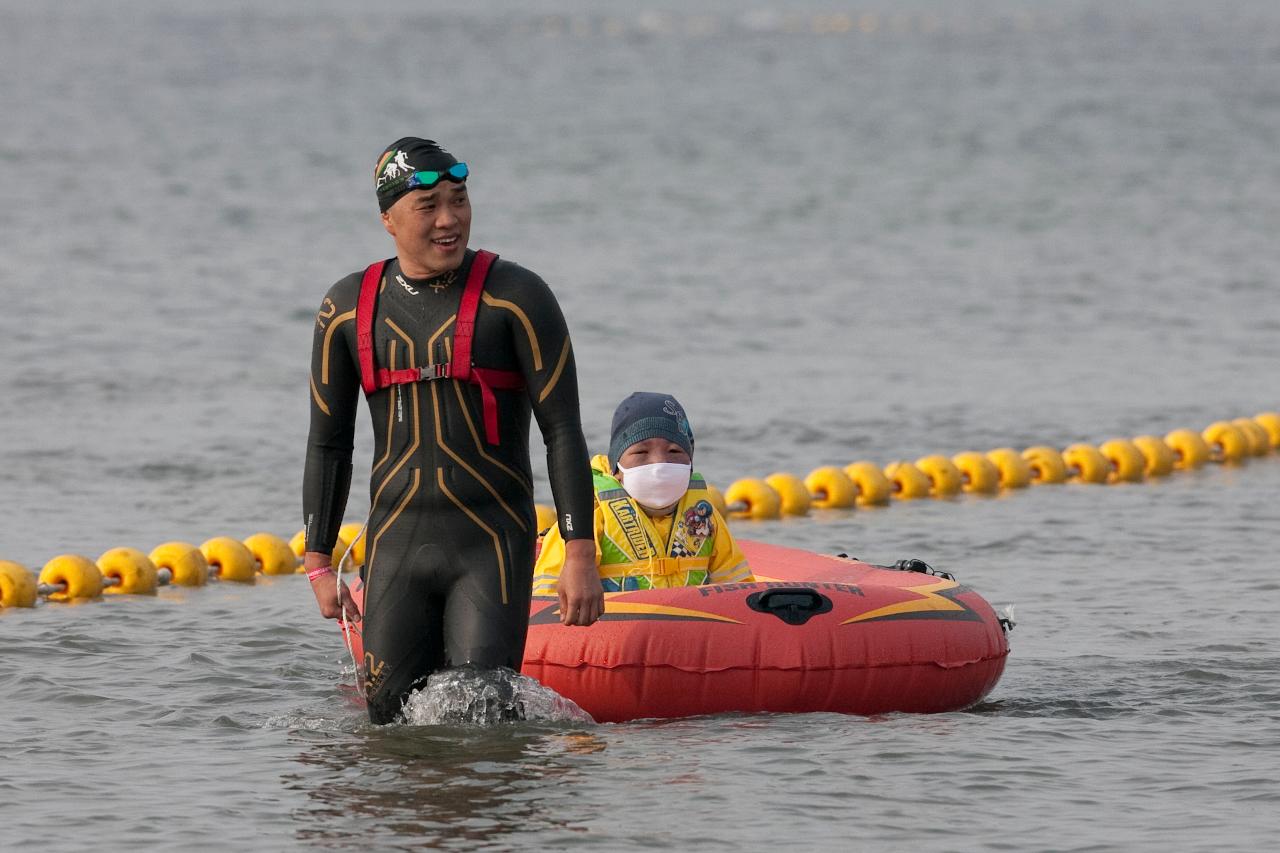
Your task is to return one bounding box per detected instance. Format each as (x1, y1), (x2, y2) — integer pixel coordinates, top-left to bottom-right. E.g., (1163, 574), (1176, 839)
(38, 555), (104, 601)
(724, 478), (783, 519)
(986, 448), (1032, 489)
(1022, 446), (1068, 484)
(1132, 435), (1176, 477)
(844, 461), (892, 505)
(952, 452), (1000, 494)
(1098, 439), (1146, 484)
(883, 460), (931, 499)
(201, 537), (257, 584)
(915, 455), (962, 497)
(0, 560), (38, 608)
(243, 532), (297, 576)
(97, 547), (160, 595)
(149, 542), (210, 586)
(764, 472), (813, 516)
(1202, 421), (1247, 464)
(804, 466), (858, 508)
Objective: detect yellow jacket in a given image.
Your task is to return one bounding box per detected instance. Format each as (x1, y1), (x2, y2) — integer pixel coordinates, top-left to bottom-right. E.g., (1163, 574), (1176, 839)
(532, 455), (752, 595)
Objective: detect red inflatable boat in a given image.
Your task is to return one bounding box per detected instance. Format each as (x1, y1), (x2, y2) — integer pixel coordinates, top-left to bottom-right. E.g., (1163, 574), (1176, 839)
(338, 540), (1009, 723)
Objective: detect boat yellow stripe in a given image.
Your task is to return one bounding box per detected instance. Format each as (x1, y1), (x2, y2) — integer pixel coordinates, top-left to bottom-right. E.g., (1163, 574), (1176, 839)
(438, 467), (508, 604)
(599, 601), (742, 623)
(840, 578), (964, 624)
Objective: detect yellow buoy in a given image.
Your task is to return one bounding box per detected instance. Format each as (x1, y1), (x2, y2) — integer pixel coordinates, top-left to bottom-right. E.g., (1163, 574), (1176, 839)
(97, 547), (160, 595)
(952, 452), (1000, 494)
(38, 555), (104, 602)
(243, 532), (298, 576)
(1062, 444), (1110, 484)
(883, 461), (931, 499)
(0, 560), (38, 608)
(844, 461), (892, 506)
(724, 478), (783, 519)
(534, 504), (558, 535)
(1202, 421), (1247, 464)
(1164, 428), (1210, 469)
(148, 542), (210, 587)
(288, 528), (353, 571)
(201, 537), (257, 583)
(986, 448), (1032, 489)
(914, 455), (962, 497)
(1098, 439), (1146, 483)
(1253, 412), (1280, 448)
(1021, 446), (1067, 484)
(705, 485), (729, 518)
(1231, 418), (1270, 457)
(338, 522), (367, 566)
(289, 529), (307, 558)
(803, 466), (857, 509)
(1131, 435), (1176, 477)
(764, 472), (812, 515)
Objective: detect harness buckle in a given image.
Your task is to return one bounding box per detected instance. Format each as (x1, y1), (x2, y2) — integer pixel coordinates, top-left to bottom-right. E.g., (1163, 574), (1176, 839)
(418, 363), (450, 381)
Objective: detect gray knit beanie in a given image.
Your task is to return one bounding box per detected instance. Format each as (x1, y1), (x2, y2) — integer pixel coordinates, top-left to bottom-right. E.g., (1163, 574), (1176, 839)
(607, 392), (694, 472)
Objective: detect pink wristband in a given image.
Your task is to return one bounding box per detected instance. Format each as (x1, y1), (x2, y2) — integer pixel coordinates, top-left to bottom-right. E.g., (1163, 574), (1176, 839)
(306, 565), (335, 582)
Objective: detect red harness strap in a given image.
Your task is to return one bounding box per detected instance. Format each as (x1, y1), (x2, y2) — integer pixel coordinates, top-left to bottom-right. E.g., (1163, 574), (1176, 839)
(354, 250), (523, 445)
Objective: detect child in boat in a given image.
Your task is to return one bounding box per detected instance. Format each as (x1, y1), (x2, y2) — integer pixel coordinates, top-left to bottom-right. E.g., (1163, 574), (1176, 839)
(533, 391), (753, 595)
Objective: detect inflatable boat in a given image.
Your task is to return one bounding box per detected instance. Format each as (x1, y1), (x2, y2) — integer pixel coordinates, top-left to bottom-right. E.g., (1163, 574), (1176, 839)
(339, 540), (1009, 722)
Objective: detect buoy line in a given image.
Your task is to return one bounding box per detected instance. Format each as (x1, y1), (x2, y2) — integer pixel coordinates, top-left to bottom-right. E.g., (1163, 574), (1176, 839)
(2, 413), (1276, 609)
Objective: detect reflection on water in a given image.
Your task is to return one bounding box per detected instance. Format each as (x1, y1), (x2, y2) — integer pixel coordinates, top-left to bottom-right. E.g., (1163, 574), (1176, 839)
(286, 724), (607, 849)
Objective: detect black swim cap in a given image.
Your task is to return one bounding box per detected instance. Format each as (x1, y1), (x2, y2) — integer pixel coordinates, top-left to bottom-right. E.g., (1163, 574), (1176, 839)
(374, 137), (461, 212)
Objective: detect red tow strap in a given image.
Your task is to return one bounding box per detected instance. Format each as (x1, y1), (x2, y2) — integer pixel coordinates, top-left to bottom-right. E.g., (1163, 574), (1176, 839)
(354, 250), (522, 444)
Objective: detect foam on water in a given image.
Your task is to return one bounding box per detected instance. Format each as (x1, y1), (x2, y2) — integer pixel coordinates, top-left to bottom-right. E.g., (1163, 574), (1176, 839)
(399, 666), (595, 726)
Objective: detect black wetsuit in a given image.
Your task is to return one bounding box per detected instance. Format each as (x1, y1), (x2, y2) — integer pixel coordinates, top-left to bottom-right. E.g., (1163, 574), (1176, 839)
(303, 249), (593, 724)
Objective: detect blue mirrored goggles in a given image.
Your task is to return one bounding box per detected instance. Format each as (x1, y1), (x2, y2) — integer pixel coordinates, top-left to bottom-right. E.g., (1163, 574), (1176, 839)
(404, 162), (469, 190)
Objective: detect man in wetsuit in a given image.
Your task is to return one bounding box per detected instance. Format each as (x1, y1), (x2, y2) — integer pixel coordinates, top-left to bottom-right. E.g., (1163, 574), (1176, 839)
(303, 137), (603, 724)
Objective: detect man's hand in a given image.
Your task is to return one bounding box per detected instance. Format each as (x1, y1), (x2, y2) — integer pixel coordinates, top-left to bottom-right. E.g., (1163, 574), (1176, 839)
(558, 539), (603, 626)
(305, 550), (361, 622)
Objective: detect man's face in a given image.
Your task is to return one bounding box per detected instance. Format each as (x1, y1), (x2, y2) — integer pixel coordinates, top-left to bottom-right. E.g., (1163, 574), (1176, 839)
(380, 181), (471, 275)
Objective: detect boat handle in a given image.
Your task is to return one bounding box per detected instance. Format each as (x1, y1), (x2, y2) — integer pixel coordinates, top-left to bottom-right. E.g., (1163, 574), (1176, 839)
(746, 587), (833, 625)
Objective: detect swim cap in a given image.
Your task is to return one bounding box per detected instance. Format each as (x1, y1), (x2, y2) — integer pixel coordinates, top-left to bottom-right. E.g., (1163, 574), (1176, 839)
(608, 392), (695, 472)
(374, 137), (461, 212)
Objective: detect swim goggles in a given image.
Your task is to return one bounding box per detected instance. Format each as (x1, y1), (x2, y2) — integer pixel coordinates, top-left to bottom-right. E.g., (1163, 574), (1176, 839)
(404, 162), (469, 190)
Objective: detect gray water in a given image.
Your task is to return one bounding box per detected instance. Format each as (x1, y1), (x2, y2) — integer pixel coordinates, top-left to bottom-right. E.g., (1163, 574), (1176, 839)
(3, 1), (1279, 850)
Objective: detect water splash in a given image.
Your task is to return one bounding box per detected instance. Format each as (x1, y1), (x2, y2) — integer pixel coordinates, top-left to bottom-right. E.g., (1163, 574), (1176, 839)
(399, 666), (595, 726)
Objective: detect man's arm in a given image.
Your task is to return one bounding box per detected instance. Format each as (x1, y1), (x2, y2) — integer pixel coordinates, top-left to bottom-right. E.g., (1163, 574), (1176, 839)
(302, 278), (362, 620)
(504, 267), (602, 626)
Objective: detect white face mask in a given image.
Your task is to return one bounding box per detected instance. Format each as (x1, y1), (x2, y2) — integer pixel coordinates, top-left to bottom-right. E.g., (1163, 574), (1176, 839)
(616, 462), (692, 511)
